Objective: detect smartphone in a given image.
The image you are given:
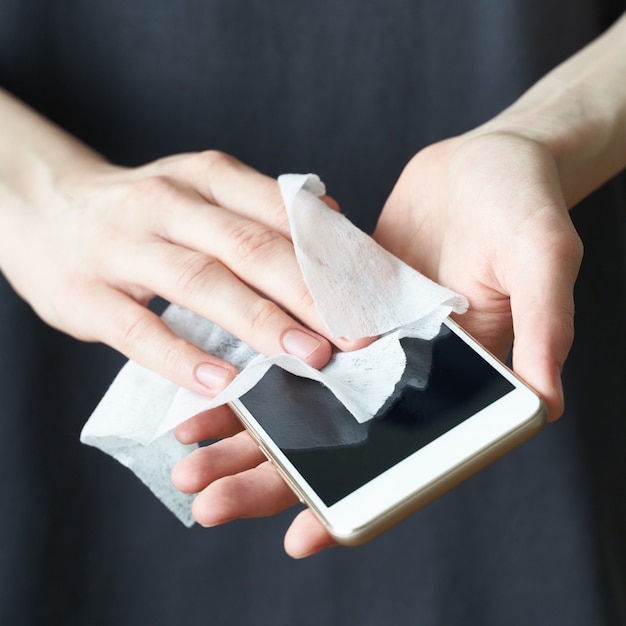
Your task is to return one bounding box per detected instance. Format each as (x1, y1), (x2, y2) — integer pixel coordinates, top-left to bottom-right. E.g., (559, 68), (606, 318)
(229, 319), (547, 546)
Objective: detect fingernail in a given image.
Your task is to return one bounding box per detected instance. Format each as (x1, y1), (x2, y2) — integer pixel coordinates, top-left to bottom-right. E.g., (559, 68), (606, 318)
(282, 329), (323, 362)
(195, 363), (231, 393)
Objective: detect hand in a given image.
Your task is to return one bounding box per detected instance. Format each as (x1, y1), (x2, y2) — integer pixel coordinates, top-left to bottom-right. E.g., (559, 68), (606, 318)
(1, 148), (365, 394)
(171, 405), (335, 558)
(375, 130), (583, 421)
(172, 129), (583, 558)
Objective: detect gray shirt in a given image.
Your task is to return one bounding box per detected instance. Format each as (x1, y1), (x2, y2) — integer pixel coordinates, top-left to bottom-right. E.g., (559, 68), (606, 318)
(0, 1), (624, 624)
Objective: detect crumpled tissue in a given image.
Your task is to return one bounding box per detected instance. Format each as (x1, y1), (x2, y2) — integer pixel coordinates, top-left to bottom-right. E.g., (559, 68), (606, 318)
(81, 173), (468, 526)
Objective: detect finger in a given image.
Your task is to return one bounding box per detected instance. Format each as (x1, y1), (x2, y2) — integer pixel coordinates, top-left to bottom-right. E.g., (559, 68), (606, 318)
(151, 187), (368, 354)
(116, 168), (368, 354)
(508, 221), (583, 421)
(191, 461), (300, 527)
(173, 404), (243, 444)
(104, 175), (334, 358)
(283, 509), (337, 558)
(171, 430), (264, 494)
(159, 203), (327, 337)
(72, 285), (239, 395)
(151, 151), (294, 237)
(153, 152), (342, 233)
(116, 240), (352, 368)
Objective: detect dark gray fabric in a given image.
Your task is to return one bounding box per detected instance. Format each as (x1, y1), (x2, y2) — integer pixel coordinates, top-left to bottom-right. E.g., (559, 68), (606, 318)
(0, 1), (625, 624)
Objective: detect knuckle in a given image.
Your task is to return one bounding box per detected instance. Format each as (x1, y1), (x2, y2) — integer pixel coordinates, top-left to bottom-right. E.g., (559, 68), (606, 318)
(196, 149), (238, 172)
(548, 220), (583, 256)
(559, 307), (576, 344)
(113, 311), (194, 381)
(268, 195), (291, 234)
(230, 221), (283, 266)
(113, 314), (153, 355)
(174, 253), (223, 298)
(294, 282), (317, 314)
(246, 297), (281, 334)
(123, 175), (179, 207)
(112, 312), (155, 354)
(161, 337), (191, 378)
(567, 232), (584, 265)
(549, 228), (584, 275)
(248, 179), (290, 234)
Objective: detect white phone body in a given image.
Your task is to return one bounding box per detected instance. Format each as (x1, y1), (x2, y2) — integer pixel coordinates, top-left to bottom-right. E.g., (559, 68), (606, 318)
(230, 319), (547, 546)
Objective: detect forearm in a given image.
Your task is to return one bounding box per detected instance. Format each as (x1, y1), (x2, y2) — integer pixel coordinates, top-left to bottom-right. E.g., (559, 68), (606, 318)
(478, 12), (626, 208)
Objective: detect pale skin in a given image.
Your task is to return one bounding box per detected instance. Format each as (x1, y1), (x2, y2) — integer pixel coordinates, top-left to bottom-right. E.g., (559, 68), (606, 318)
(1, 12), (625, 558)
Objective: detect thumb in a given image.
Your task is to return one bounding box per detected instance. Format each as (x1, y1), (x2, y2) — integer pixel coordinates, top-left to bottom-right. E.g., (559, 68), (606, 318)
(508, 227), (583, 421)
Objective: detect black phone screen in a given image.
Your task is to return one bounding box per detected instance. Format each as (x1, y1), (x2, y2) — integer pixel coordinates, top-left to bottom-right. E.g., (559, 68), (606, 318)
(239, 326), (514, 506)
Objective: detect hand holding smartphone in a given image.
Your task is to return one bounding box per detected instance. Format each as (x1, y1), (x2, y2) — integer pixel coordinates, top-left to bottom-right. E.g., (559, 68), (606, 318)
(230, 319), (546, 546)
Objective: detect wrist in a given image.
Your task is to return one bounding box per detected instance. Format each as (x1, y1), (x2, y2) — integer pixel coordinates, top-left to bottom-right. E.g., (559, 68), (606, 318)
(471, 13), (626, 208)
(480, 81), (625, 209)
